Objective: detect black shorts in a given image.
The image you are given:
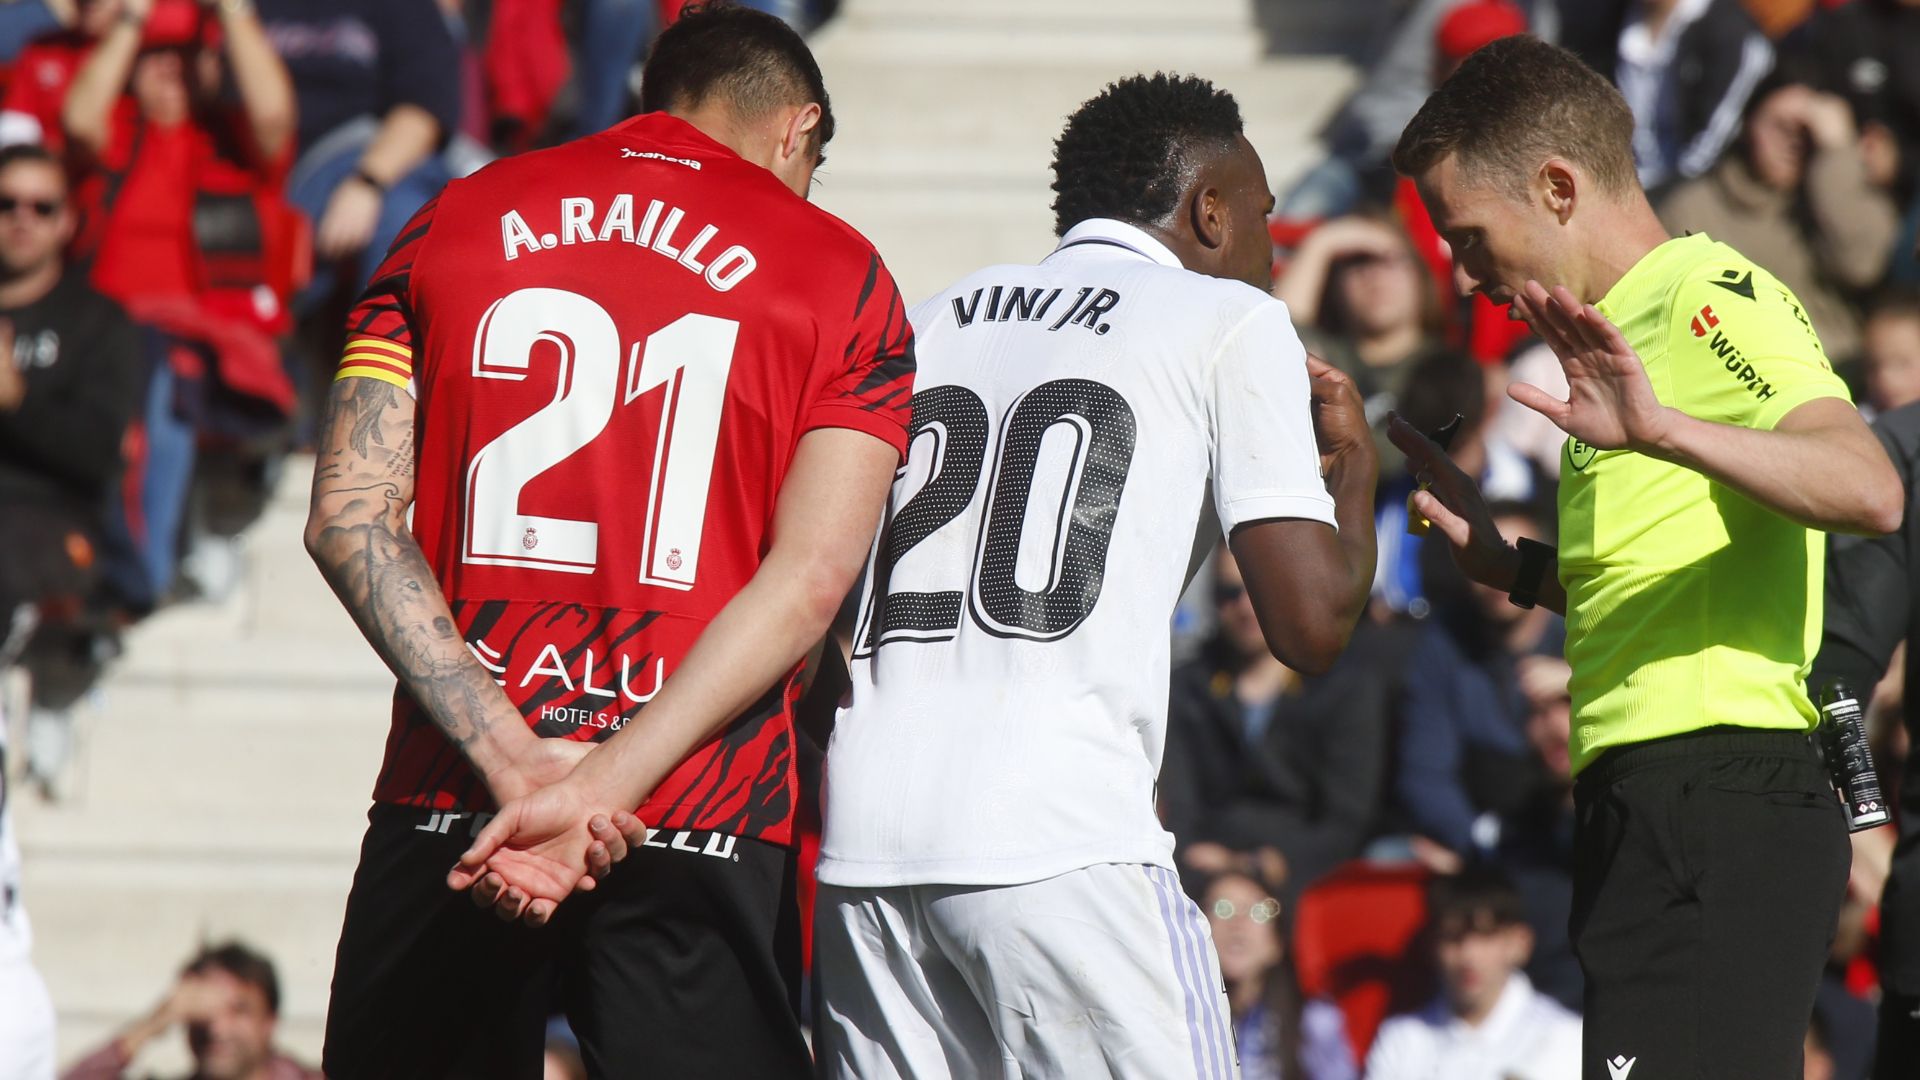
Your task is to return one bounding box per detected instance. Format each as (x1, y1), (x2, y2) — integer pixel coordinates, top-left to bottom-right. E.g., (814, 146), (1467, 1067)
(1571, 726), (1849, 1080)
(322, 804), (811, 1079)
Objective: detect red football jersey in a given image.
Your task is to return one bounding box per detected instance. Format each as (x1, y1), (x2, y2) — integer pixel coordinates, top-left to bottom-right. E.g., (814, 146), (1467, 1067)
(337, 113), (914, 845)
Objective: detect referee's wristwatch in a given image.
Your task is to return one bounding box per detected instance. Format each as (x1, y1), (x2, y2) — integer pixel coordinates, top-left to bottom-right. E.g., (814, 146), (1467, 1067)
(1507, 538), (1554, 610)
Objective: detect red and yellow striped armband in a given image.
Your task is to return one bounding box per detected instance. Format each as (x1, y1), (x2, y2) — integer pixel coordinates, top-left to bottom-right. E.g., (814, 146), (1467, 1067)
(336, 336), (414, 390)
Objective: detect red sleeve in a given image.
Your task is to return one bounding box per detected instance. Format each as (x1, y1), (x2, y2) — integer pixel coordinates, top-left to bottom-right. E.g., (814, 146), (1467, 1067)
(803, 250), (915, 455)
(1, 48), (40, 119)
(336, 195), (439, 391)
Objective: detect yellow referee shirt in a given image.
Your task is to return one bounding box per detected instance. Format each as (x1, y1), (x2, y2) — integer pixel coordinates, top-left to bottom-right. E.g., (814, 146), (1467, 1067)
(1559, 233), (1851, 775)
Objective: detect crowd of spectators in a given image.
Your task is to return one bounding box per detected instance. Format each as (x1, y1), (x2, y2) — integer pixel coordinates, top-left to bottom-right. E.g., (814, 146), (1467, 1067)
(0, 0), (1913, 1075)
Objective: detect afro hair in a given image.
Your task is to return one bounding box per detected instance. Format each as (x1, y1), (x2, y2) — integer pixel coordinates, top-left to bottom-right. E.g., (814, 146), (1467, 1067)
(1049, 73), (1244, 237)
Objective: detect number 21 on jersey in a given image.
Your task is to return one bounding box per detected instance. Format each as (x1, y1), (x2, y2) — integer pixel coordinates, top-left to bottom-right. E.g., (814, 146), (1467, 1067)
(461, 287), (735, 589)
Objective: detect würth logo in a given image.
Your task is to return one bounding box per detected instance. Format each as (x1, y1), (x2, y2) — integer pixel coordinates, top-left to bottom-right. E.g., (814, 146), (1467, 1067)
(1690, 304), (1719, 338)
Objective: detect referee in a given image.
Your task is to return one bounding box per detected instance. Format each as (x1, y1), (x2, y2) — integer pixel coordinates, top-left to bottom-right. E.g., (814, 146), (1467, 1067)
(1389, 36), (1903, 1080)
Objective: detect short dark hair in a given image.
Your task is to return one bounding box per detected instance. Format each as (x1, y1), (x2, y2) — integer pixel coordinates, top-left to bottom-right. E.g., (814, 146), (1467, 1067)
(184, 942), (280, 1015)
(1050, 72), (1244, 237)
(1393, 35), (1637, 199)
(1396, 349), (1485, 440)
(0, 143), (63, 187)
(639, 3), (833, 152)
(1427, 866), (1528, 934)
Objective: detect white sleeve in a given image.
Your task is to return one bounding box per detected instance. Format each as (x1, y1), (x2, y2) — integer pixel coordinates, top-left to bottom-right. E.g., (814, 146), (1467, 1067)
(1208, 300), (1337, 535)
(1361, 1017), (1421, 1080)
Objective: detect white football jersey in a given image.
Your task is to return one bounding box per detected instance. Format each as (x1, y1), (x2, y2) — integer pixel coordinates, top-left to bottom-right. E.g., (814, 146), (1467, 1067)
(817, 219), (1335, 888)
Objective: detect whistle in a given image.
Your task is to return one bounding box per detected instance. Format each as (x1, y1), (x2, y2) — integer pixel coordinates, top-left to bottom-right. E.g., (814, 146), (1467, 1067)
(1406, 414), (1464, 537)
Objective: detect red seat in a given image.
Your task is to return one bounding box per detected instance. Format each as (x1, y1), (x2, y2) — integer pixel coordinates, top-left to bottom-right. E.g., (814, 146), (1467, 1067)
(1292, 861), (1435, 1062)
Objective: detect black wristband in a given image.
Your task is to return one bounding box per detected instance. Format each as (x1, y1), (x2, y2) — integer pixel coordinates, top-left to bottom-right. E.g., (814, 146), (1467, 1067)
(352, 167), (388, 195)
(1508, 537), (1554, 610)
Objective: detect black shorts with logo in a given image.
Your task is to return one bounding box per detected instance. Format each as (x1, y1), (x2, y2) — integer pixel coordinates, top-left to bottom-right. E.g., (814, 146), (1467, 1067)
(323, 803), (811, 1079)
(1571, 726), (1850, 1080)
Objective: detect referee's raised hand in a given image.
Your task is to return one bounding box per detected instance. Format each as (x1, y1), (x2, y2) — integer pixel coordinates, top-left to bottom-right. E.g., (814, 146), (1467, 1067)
(1509, 280), (1676, 454)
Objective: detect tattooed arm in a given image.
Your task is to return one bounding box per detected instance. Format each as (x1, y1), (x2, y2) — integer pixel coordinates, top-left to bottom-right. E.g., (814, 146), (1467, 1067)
(303, 376), (583, 804)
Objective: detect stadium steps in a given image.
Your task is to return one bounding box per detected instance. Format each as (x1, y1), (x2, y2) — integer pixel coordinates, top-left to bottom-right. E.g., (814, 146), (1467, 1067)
(13, 0), (1354, 1070)
(13, 469), (390, 1072)
(808, 0), (1355, 301)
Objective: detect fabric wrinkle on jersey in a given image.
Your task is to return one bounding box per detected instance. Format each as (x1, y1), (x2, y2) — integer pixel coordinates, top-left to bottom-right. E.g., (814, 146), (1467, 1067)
(817, 218), (1335, 889)
(337, 111), (914, 847)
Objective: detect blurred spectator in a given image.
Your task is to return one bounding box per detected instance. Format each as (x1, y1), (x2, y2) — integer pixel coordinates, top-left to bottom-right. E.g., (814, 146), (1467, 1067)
(1286, 0), (1535, 218)
(1490, 652), (1581, 1011)
(1658, 75), (1898, 363)
(1782, 0), (1919, 202)
(571, 0), (651, 139)
(1201, 868), (1357, 1080)
(1396, 499), (1562, 867)
(1814, 397), (1920, 1076)
(0, 713), (56, 1080)
(0, 143), (142, 794)
(483, 0), (568, 150)
(1805, 1013), (1836, 1080)
(1363, 867), (1581, 1080)
(1161, 546), (1391, 902)
(1863, 285), (1920, 417)
(1275, 214), (1450, 453)
(62, 0), (296, 321)
(1398, 351), (1544, 506)
(0, 0), (70, 60)
(1575, 0), (1774, 194)
(1484, 343), (1570, 479)
(255, 0), (460, 300)
(61, 941), (320, 1080)
(1376, 350), (1545, 619)
(0, 0), (92, 150)
(1384, 0), (1537, 369)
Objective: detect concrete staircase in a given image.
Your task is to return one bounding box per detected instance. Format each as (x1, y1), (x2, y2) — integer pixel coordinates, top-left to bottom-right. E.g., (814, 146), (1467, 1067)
(13, 467), (391, 1072)
(807, 0), (1355, 302)
(11, 0), (1354, 1071)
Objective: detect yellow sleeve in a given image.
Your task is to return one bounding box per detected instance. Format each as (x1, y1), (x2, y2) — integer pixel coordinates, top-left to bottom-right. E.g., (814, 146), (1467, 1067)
(1668, 262), (1850, 431)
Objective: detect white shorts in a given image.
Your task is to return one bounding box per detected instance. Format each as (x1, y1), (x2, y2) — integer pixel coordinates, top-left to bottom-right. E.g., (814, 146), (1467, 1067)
(0, 957), (56, 1080)
(814, 863), (1239, 1080)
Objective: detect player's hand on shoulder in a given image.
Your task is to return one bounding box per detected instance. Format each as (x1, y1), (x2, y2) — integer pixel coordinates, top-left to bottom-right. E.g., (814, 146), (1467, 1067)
(447, 780), (647, 927)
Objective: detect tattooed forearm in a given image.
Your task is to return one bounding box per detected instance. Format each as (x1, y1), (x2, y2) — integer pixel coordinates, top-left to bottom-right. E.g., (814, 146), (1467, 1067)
(307, 376), (523, 773)
(313, 505), (499, 750)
